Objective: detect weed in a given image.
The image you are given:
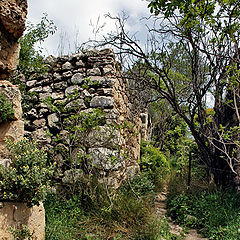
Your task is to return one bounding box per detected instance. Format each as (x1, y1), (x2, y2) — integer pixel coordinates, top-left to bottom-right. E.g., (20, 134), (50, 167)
(166, 188), (240, 239)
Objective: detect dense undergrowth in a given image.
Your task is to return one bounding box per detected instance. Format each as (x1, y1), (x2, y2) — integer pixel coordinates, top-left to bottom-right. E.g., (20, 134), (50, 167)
(43, 140), (180, 240)
(166, 188), (240, 240)
(44, 175), (180, 240)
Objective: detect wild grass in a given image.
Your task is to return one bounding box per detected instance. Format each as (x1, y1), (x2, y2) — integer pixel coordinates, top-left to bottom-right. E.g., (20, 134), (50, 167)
(166, 188), (240, 240)
(44, 173), (179, 240)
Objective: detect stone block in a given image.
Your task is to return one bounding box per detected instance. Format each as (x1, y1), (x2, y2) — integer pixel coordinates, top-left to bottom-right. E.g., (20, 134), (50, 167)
(88, 147), (122, 170)
(65, 85), (81, 96)
(26, 80), (37, 87)
(0, 120), (24, 158)
(51, 92), (65, 100)
(89, 76), (116, 87)
(86, 126), (120, 149)
(0, 82), (22, 120)
(53, 81), (68, 90)
(87, 68), (101, 76)
(62, 62), (72, 70)
(71, 73), (84, 85)
(0, 202), (45, 240)
(62, 71), (72, 78)
(31, 128), (51, 144)
(90, 96), (114, 108)
(47, 113), (59, 129)
(33, 119), (46, 129)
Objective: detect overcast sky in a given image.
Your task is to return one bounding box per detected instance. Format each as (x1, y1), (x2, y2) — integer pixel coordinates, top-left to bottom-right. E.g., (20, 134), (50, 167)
(27, 0), (151, 56)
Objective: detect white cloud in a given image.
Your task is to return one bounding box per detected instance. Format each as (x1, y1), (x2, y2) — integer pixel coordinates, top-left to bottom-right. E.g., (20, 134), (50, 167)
(27, 0), (151, 56)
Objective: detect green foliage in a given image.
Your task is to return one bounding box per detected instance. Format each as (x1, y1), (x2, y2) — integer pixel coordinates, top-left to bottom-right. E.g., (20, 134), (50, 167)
(0, 93), (15, 124)
(18, 13), (56, 77)
(167, 189), (240, 239)
(140, 141), (170, 173)
(140, 140), (171, 191)
(149, 99), (196, 176)
(10, 14), (56, 114)
(44, 175), (178, 240)
(0, 138), (55, 206)
(8, 224), (32, 240)
(129, 171), (155, 196)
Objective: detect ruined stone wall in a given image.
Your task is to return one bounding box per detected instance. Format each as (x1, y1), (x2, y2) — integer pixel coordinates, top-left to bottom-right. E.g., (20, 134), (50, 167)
(24, 49), (146, 185)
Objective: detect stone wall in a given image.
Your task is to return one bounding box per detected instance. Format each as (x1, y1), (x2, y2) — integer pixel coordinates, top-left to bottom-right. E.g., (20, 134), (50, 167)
(24, 49), (147, 185)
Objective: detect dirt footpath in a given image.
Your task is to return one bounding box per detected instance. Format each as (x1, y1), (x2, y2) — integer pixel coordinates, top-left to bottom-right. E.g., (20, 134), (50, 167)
(155, 193), (207, 240)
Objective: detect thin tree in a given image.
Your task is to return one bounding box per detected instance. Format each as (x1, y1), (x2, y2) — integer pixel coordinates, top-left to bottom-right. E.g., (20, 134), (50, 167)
(93, 0), (240, 188)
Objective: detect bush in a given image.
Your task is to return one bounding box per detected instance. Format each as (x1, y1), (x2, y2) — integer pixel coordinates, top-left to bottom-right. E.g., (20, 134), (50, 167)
(45, 175), (179, 240)
(18, 13), (56, 77)
(129, 171), (155, 196)
(140, 141), (170, 191)
(0, 138), (55, 206)
(166, 189), (240, 239)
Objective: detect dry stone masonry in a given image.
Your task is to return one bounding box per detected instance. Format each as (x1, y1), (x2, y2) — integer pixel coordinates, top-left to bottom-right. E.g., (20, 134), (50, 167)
(24, 49), (146, 185)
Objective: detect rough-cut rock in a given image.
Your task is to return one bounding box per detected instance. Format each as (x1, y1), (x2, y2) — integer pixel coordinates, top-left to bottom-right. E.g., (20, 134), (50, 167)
(47, 113), (59, 129)
(0, 0), (28, 79)
(0, 2), (46, 239)
(0, 202), (45, 240)
(86, 126), (120, 149)
(62, 61), (72, 70)
(65, 85), (81, 96)
(89, 148), (122, 170)
(90, 96), (114, 108)
(31, 128), (51, 144)
(0, 120), (24, 159)
(71, 73), (84, 85)
(0, 82), (22, 120)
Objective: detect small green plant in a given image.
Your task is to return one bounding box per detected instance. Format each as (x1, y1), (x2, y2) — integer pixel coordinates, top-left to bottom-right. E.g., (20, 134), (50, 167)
(18, 13), (56, 77)
(140, 141), (170, 191)
(44, 175), (179, 240)
(129, 171), (155, 196)
(0, 93), (15, 124)
(167, 189), (240, 239)
(0, 138), (55, 206)
(8, 224), (32, 240)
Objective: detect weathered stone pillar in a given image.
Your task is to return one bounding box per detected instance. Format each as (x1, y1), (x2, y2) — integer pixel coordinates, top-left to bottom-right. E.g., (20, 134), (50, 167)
(0, 0), (28, 80)
(0, 82), (24, 165)
(0, 1), (45, 239)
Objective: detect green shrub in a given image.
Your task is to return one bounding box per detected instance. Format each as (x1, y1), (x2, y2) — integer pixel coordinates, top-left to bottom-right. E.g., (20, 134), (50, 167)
(18, 13), (56, 77)
(0, 93), (15, 124)
(0, 138), (55, 206)
(129, 171), (155, 196)
(45, 175), (179, 240)
(8, 224), (32, 240)
(140, 141), (170, 191)
(167, 189), (240, 239)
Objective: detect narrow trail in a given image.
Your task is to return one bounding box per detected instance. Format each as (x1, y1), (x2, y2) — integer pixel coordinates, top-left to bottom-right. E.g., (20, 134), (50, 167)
(155, 193), (207, 240)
